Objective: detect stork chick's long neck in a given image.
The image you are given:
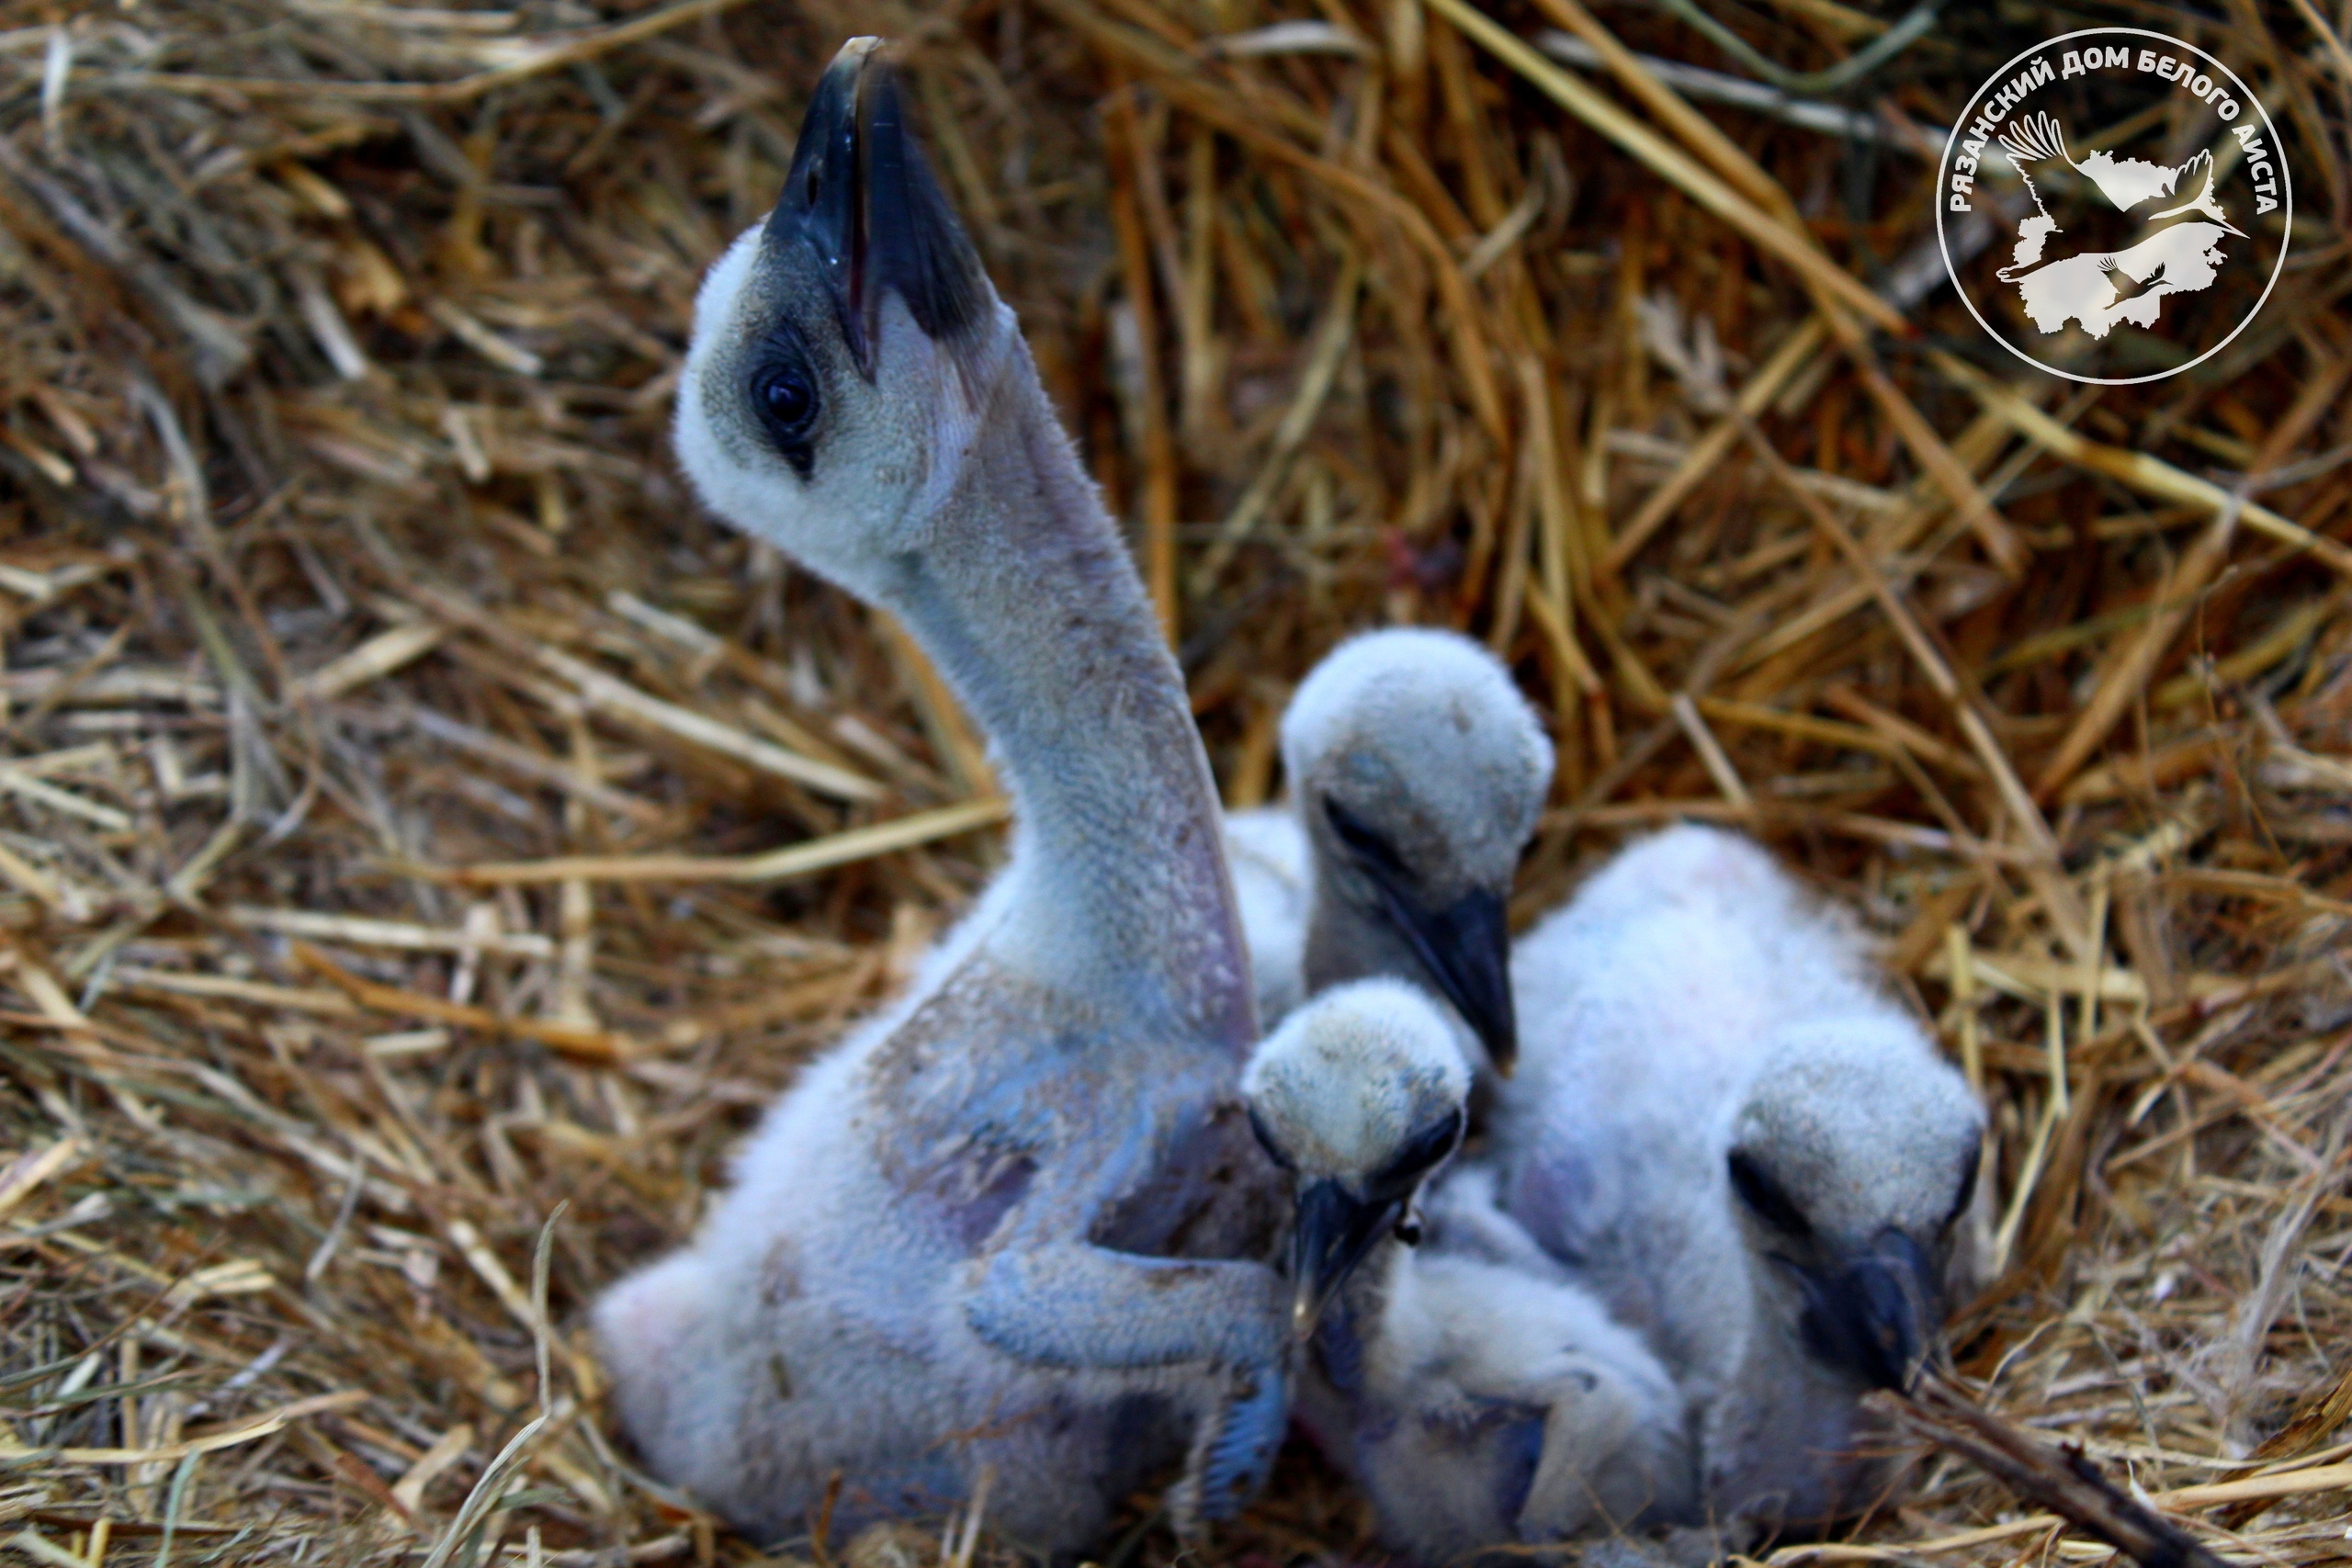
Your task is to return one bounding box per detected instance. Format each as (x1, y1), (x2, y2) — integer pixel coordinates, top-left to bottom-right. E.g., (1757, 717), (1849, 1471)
(876, 341), (1253, 1052)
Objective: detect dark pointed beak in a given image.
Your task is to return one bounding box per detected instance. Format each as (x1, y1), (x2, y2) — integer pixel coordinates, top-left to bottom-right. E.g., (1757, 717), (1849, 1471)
(1798, 1229), (1941, 1392)
(768, 37), (989, 377)
(1288, 1178), (1402, 1340)
(1379, 885), (1517, 1076)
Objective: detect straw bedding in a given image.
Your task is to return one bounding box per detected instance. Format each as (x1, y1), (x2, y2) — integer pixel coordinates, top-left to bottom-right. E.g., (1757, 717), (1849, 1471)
(0, 0), (2346, 1562)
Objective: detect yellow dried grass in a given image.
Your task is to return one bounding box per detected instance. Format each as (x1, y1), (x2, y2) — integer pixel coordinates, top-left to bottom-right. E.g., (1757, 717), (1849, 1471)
(0, 0), (2345, 1564)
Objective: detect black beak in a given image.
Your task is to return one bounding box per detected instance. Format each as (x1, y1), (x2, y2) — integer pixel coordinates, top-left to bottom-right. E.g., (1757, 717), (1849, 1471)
(768, 38), (989, 377)
(1798, 1229), (1941, 1392)
(1378, 885), (1517, 1076)
(1288, 1178), (1403, 1340)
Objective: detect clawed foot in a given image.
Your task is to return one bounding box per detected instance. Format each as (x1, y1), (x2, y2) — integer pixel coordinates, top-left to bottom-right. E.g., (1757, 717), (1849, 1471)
(1168, 1359), (1289, 1539)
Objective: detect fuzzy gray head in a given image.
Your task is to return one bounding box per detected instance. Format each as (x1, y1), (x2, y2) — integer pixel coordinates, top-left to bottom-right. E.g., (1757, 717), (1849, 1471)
(673, 39), (1017, 602)
(1283, 629), (1552, 1070)
(1731, 1021), (1984, 1245)
(1242, 976), (1471, 1182)
(1241, 977), (1471, 1334)
(1724, 1017), (1984, 1391)
(1284, 629), (1552, 908)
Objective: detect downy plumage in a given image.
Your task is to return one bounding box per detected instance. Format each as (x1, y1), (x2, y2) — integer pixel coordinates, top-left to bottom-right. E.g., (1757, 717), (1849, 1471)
(1499, 826), (1984, 1544)
(594, 40), (1290, 1552)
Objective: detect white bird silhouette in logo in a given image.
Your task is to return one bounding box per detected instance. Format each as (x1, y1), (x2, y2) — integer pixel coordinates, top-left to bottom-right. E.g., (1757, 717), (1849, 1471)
(1991, 110), (2243, 339)
(1999, 110), (2242, 228)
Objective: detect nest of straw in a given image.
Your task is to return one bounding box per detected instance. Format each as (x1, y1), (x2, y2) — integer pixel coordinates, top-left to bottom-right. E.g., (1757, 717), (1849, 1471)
(0, 0), (2346, 1562)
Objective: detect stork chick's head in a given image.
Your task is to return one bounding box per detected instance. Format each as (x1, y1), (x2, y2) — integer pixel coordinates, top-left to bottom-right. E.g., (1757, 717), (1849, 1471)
(1283, 629), (1552, 1073)
(1241, 977), (1471, 1338)
(675, 38), (1012, 602)
(1724, 1019), (1984, 1393)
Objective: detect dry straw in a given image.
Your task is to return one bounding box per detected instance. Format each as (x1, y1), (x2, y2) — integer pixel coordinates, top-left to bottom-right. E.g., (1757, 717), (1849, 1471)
(0, 0), (2346, 1563)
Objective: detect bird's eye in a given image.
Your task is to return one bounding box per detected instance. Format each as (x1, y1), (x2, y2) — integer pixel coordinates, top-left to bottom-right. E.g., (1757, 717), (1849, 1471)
(1324, 796), (1408, 880)
(749, 340), (820, 476)
(1246, 1106), (1295, 1172)
(760, 366), (814, 429)
(1944, 1144), (1983, 1230)
(1394, 1214), (1424, 1247)
(1371, 1107), (1464, 1195)
(762, 364), (828, 439)
(1727, 1149), (1812, 1238)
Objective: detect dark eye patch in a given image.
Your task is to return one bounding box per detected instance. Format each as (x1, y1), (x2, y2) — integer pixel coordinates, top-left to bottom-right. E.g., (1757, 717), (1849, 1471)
(1944, 1143), (1983, 1229)
(748, 325), (821, 478)
(1370, 1106), (1464, 1196)
(1324, 796), (1408, 881)
(1246, 1106), (1295, 1172)
(1728, 1149), (1812, 1238)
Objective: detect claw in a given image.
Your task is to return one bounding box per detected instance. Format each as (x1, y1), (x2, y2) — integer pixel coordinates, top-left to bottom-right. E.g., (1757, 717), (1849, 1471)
(1175, 1360), (1288, 1529)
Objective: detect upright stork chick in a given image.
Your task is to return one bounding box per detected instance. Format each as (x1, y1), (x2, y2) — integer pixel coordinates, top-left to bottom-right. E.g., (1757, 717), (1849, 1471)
(1243, 982), (1691, 1562)
(596, 40), (1289, 1552)
(1499, 826), (1984, 1542)
(1227, 628), (1551, 1072)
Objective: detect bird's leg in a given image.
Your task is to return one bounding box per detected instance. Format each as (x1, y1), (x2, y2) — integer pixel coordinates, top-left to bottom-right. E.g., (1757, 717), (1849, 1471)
(1518, 1367), (1643, 1540)
(967, 1243), (1284, 1368)
(966, 1241), (1290, 1521)
(1165, 1355), (1289, 1539)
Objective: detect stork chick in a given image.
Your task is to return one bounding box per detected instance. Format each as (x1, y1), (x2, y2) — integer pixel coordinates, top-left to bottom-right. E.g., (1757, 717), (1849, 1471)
(1240, 977), (1470, 1334)
(1227, 628), (1551, 1072)
(1243, 981), (1692, 1562)
(1498, 825), (1984, 1543)
(595, 40), (1288, 1553)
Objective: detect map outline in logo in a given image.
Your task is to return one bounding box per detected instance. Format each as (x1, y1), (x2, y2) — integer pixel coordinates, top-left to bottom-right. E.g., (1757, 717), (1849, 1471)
(1936, 27), (2291, 386)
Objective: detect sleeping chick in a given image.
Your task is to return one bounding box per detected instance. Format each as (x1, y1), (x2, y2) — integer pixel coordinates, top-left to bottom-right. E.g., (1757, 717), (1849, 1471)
(1498, 825), (1984, 1544)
